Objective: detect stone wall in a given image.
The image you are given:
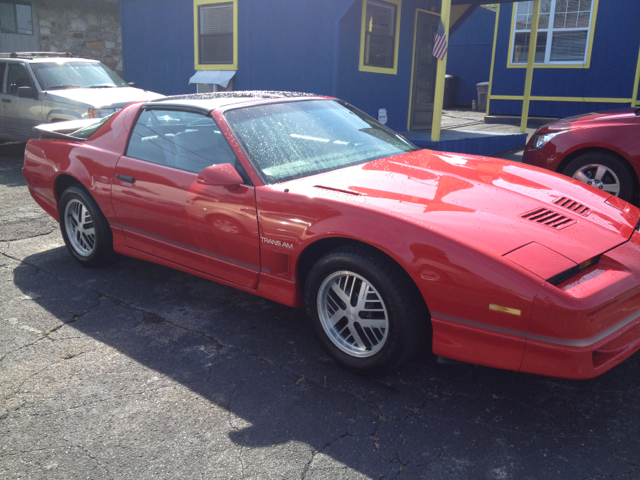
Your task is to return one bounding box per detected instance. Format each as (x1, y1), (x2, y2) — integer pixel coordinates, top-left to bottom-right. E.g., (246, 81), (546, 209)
(36, 0), (123, 76)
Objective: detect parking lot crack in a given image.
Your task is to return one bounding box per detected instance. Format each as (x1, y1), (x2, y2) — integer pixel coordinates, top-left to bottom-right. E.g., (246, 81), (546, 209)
(1, 226), (57, 243)
(238, 445), (246, 479)
(226, 380), (245, 432)
(0, 296), (102, 367)
(1, 363), (53, 411)
(0, 337), (45, 365)
(301, 431), (354, 479)
(0, 446), (67, 458)
(78, 446), (113, 480)
(65, 384), (171, 412)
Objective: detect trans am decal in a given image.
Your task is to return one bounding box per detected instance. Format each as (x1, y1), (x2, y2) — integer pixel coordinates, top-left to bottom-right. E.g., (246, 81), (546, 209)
(261, 237), (293, 249)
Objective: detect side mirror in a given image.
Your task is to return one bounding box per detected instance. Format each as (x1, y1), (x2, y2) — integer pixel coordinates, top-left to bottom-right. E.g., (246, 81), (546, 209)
(197, 163), (243, 189)
(17, 86), (36, 99)
(128, 82), (138, 88)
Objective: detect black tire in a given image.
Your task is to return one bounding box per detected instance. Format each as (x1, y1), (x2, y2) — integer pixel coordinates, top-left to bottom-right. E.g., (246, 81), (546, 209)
(58, 185), (114, 267)
(304, 244), (430, 373)
(562, 152), (637, 203)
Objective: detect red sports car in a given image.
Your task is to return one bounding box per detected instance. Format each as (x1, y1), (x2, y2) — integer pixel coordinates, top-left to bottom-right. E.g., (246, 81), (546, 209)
(523, 108), (640, 204)
(23, 92), (640, 379)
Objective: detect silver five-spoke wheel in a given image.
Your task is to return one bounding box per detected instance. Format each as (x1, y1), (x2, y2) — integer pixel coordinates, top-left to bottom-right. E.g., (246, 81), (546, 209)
(64, 198), (96, 256)
(317, 270), (389, 357)
(563, 152), (636, 203)
(59, 185), (112, 267)
(572, 164), (621, 196)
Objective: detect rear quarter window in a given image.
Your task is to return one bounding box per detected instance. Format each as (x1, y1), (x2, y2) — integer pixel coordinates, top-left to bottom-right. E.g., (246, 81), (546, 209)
(71, 113), (116, 139)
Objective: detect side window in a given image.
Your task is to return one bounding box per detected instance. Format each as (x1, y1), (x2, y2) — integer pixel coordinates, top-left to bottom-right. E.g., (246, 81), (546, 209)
(126, 109), (239, 175)
(7, 63), (33, 95)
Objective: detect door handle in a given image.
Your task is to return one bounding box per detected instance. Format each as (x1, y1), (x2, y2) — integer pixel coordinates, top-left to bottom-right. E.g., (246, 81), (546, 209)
(116, 174), (135, 183)
(2, 99), (11, 103)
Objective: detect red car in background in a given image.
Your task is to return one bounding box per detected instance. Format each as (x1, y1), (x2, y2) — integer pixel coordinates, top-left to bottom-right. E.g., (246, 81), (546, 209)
(22, 92), (640, 379)
(523, 108), (640, 204)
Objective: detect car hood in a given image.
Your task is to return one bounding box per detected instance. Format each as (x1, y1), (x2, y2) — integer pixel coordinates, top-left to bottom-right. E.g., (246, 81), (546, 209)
(286, 149), (640, 266)
(542, 108), (639, 132)
(43, 87), (164, 109)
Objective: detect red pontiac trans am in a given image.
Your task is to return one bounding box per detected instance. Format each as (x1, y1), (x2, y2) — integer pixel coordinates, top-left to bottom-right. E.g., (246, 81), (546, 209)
(22, 92), (640, 379)
(523, 108), (640, 204)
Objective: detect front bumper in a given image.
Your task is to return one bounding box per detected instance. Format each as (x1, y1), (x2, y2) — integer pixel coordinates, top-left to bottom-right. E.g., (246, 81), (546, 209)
(431, 232), (640, 379)
(520, 232), (640, 379)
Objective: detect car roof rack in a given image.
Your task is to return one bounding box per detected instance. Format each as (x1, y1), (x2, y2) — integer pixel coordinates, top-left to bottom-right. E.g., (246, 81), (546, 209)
(0, 52), (75, 59)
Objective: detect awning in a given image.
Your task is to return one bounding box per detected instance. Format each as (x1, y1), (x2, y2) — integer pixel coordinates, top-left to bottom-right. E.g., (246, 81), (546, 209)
(188, 70), (236, 88)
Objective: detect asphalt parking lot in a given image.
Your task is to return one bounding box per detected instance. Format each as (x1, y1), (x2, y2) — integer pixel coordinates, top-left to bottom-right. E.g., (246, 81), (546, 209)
(2, 142), (639, 479)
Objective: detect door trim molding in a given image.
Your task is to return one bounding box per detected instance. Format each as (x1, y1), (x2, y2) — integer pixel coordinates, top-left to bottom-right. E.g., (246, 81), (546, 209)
(111, 222), (261, 271)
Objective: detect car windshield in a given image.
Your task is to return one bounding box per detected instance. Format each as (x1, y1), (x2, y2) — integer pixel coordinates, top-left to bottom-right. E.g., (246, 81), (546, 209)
(31, 61), (128, 90)
(224, 100), (418, 184)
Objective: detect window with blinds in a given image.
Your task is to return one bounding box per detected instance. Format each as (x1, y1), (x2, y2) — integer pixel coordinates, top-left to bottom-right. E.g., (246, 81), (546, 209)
(363, 0), (397, 69)
(198, 2), (234, 65)
(511, 0), (594, 66)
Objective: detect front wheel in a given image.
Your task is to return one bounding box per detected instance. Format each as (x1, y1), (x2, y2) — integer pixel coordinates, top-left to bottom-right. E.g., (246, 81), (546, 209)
(59, 185), (114, 267)
(305, 245), (430, 373)
(562, 152), (637, 203)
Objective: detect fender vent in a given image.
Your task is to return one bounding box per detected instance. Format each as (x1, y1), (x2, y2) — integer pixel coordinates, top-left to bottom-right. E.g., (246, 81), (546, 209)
(554, 196), (591, 217)
(520, 208), (577, 230)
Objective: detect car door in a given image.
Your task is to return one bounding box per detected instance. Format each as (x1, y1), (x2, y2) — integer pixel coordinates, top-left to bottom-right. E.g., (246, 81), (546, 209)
(0, 62), (43, 141)
(110, 107), (261, 289)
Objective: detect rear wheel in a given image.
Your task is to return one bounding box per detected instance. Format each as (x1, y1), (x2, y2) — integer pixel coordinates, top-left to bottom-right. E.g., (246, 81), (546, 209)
(305, 245), (430, 373)
(59, 185), (113, 267)
(562, 152), (637, 203)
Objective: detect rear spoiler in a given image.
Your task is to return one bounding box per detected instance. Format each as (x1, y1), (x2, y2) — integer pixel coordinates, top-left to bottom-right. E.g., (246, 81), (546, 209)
(32, 118), (101, 141)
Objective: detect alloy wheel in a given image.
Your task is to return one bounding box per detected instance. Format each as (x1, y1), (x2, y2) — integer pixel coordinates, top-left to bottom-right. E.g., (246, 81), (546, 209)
(572, 163), (621, 196)
(64, 199), (96, 257)
(317, 270), (389, 358)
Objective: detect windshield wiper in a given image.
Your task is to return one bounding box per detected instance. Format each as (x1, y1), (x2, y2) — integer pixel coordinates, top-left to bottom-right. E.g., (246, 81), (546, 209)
(88, 84), (117, 88)
(47, 85), (81, 90)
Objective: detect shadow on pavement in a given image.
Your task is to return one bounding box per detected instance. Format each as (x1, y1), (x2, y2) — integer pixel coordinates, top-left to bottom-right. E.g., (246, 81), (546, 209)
(0, 143), (27, 188)
(11, 245), (640, 477)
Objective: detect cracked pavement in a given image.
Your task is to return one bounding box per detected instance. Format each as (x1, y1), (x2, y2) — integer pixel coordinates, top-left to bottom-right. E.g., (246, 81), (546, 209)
(2, 143), (640, 479)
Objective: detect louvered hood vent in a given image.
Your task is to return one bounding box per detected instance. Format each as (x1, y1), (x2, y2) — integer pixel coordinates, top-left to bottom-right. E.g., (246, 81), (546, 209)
(553, 196), (591, 217)
(520, 208), (577, 230)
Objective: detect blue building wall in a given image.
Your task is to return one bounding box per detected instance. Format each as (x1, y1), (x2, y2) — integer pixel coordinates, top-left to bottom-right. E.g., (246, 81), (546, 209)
(121, 0), (197, 95)
(489, 0), (640, 117)
(335, 0), (441, 131)
(121, 0), (444, 132)
(446, 6), (495, 106)
(235, 0), (349, 95)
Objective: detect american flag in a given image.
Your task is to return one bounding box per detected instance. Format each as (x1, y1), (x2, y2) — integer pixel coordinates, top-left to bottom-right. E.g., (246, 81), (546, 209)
(432, 18), (448, 60)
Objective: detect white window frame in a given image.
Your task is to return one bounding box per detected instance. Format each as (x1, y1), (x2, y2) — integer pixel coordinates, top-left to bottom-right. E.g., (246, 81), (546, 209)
(509, 0), (597, 67)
